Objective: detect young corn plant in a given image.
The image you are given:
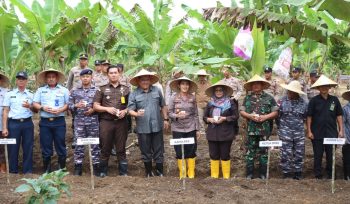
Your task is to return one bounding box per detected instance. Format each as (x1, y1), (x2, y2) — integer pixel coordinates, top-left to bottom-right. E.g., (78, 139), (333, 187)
(15, 169), (71, 204)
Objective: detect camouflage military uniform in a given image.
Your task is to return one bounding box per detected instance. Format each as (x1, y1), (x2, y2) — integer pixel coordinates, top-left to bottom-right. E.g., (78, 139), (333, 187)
(68, 85), (100, 165)
(220, 77), (243, 100)
(67, 66), (90, 91)
(240, 92), (278, 167)
(265, 78), (280, 99)
(93, 72), (109, 88)
(306, 83), (319, 100)
(277, 96), (307, 174)
(119, 74), (131, 91)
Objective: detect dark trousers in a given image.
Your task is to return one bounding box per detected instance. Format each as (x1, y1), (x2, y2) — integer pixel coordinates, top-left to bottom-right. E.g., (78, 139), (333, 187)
(342, 144), (350, 178)
(8, 119), (34, 174)
(39, 117), (66, 159)
(173, 131), (197, 159)
(312, 139), (333, 177)
(138, 131), (164, 163)
(208, 140), (233, 161)
(99, 119), (128, 162)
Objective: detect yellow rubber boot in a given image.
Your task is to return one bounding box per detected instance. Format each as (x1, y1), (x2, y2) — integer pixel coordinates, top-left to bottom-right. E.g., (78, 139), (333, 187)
(177, 159), (186, 179)
(221, 160), (231, 179)
(210, 160), (220, 178)
(187, 158), (196, 179)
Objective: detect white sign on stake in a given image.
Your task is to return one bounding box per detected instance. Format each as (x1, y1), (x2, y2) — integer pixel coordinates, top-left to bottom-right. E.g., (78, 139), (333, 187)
(77, 138), (100, 145)
(170, 138), (195, 146)
(0, 139), (16, 144)
(259, 141), (282, 147)
(323, 138), (346, 145)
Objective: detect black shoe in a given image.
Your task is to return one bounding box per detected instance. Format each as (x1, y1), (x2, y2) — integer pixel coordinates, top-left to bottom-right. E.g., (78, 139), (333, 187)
(246, 165), (254, 180)
(93, 164), (100, 176)
(144, 162), (154, 178)
(43, 157), (51, 173)
(259, 164), (267, 180)
(293, 172), (302, 180)
(155, 163), (163, 177)
(58, 157), (66, 170)
(99, 160), (108, 178)
(118, 160), (128, 176)
(283, 173), (292, 179)
(315, 175), (323, 180)
(111, 148), (117, 156)
(74, 164), (82, 176)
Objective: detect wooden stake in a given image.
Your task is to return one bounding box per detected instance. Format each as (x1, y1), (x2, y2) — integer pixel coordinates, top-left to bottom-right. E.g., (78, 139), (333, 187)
(5, 144), (9, 184)
(88, 145), (94, 190)
(331, 144), (335, 194)
(181, 144), (186, 190)
(266, 147), (271, 185)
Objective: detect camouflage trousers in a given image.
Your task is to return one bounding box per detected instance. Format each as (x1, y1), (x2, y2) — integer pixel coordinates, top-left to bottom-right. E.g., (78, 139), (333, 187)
(280, 135), (305, 173)
(74, 123), (100, 165)
(245, 135), (269, 167)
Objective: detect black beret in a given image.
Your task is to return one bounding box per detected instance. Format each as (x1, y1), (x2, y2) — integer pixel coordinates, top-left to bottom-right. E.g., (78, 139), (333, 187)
(94, 60), (102, 65)
(80, 69), (93, 76)
(264, 66), (272, 72)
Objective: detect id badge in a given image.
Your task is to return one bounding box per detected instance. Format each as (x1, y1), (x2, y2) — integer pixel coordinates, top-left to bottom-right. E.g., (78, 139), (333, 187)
(121, 96), (125, 104)
(330, 102), (335, 111)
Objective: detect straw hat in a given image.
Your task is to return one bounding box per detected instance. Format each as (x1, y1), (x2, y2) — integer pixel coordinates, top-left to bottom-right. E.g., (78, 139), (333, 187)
(130, 69), (159, 86)
(194, 69), (210, 76)
(342, 90), (350, 101)
(205, 82), (233, 98)
(244, 74), (270, 91)
(170, 76), (198, 93)
(280, 80), (306, 95)
(37, 68), (65, 84)
(310, 74), (337, 89)
(0, 73), (10, 88)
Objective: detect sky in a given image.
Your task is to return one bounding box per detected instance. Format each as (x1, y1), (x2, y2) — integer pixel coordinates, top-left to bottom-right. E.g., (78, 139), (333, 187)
(19, 0), (238, 27)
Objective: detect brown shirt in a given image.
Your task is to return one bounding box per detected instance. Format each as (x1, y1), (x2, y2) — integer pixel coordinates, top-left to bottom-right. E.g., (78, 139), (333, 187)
(195, 80), (211, 108)
(168, 93), (200, 133)
(93, 83), (130, 120)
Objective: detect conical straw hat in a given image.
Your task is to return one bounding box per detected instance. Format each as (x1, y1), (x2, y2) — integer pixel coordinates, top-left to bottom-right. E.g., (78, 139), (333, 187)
(170, 76), (198, 93)
(0, 73), (10, 87)
(130, 69), (159, 86)
(280, 80), (306, 95)
(342, 90), (350, 101)
(244, 74), (270, 91)
(37, 68), (65, 85)
(205, 82), (233, 98)
(194, 69), (210, 76)
(310, 75), (337, 89)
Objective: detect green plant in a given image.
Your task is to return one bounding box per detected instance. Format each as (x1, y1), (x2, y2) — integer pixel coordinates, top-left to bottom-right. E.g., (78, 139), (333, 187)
(15, 169), (71, 204)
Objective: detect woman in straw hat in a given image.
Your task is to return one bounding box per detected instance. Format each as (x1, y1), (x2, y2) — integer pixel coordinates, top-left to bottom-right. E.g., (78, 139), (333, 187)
(165, 67), (184, 106)
(240, 75), (278, 179)
(278, 81), (308, 180)
(194, 69), (211, 136)
(307, 75), (343, 179)
(341, 90), (350, 180)
(33, 69), (69, 173)
(0, 73), (10, 173)
(203, 82), (239, 179)
(168, 76), (200, 179)
(128, 69), (169, 177)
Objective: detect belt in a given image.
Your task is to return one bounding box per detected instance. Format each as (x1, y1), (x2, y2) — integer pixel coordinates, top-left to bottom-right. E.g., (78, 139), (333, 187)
(9, 117), (32, 122)
(41, 116), (64, 122)
(101, 117), (121, 121)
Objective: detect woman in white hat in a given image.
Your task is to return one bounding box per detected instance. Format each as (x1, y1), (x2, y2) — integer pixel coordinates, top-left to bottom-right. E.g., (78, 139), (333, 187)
(278, 81), (308, 180)
(203, 82), (239, 179)
(307, 75), (343, 179)
(341, 90), (350, 180)
(240, 75), (278, 179)
(168, 76), (200, 179)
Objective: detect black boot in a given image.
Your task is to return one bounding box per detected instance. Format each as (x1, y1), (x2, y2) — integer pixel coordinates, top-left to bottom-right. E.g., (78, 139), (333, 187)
(155, 163), (163, 177)
(74, 164), (82, 176)
(58, 157), (66, 170)
(118, 160), (128, 176)
(259, 164), (267, 180)
(246, 165), (254, 179)
(93, 163), (100, 177)
(283, 172), (292, 179)
(144, 162), (154, 178)
(99, 160), (108, 178)
(293, 172), (303, 180)
(43, 157), (51, 173)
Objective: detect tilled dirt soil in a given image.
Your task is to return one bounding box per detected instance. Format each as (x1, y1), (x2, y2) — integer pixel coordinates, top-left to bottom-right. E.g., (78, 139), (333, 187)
(0, 115), (349, 204)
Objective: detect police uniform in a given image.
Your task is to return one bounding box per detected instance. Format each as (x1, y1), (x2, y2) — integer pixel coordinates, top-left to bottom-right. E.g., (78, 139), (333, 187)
(33, 77), (69, 172)
(278, 95), (307, 178)
(93, 80), (130, 176)
(306, 70), (320, 100)
(220, 76), (242, 100)
(68, 69), (100, 175)
(67, 54), (90, 91)
(3, 72), (34, 174)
